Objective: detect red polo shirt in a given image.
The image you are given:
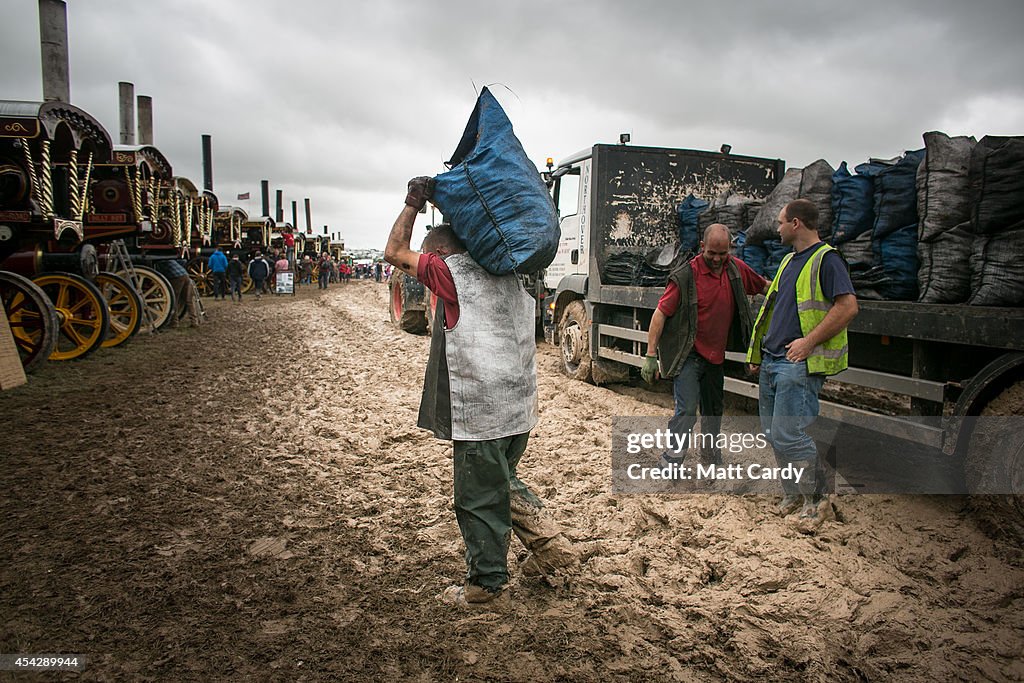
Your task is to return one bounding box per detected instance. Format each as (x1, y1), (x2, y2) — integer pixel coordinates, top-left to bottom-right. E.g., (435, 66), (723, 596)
(416, 253), (459, 329)
(656, 255), (766, 364)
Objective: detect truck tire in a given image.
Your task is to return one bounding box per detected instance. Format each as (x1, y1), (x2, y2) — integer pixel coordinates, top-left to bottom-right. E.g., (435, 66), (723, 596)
(966, 381), (1024, 543)
(558, 300), (593, 382)
(424, 290), (437, 336)
(389, 274), (426, 334)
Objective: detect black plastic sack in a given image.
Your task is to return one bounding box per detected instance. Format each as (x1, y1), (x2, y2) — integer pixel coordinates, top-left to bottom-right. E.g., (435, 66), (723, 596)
(432, 87), (558, 275)
(917, 132), (976, 243)
(697, 189), (755, 241)
(969, 224), (1024, 306)
(918, 223), (972, 303)
(968, 135), (1024, 236)
(746, 160), (834, 245)
(838, 228), (875, 272)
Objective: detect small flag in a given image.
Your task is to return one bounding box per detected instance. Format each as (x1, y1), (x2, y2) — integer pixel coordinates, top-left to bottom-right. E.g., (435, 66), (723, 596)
(237, 192), (250, 200)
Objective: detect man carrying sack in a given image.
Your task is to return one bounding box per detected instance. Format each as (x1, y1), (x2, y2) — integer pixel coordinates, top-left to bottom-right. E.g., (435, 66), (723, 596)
(385, 177), (576, 609)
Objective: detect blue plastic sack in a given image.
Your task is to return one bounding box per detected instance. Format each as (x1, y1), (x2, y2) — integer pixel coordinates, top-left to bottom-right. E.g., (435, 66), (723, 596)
(764, 240), (793, 280)
(830, 161), (875, 244)
(866, 149), (924, 240)
(873, 223), (918, 300)
(739, 239), (767, 278)
(431, 87), (558, 275)
(677, 194), (709, 254)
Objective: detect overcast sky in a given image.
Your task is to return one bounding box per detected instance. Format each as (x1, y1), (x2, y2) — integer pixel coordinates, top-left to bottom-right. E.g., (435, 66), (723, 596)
(3, 0), (1023, 249)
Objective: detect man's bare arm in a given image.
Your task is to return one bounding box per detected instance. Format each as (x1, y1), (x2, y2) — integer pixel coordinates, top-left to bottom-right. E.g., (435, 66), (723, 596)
(383, 204), (421, 276)
(647, 308), (667, 357)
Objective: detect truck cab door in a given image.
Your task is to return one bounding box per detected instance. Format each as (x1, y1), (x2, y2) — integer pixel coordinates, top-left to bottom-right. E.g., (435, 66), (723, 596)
(544, 160), (589, 291)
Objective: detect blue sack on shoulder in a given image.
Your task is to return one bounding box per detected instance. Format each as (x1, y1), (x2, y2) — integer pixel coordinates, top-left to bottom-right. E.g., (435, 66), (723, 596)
(431, 87), (559, 275)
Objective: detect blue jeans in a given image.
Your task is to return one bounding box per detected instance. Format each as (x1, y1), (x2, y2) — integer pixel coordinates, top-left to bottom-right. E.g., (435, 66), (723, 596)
(758, 355), (826, 495)
(665, 351), (724, 461)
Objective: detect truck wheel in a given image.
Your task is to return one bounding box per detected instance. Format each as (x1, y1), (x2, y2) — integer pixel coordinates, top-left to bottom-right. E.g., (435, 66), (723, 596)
(389, 274), (426, 334)
(559, 300), (593, 382)
(966, 381), (1024, 542)
(424, 290), (437, 336)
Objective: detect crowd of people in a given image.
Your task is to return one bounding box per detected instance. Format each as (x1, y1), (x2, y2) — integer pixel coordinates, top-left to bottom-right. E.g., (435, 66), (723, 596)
(202, 245), (392, 302)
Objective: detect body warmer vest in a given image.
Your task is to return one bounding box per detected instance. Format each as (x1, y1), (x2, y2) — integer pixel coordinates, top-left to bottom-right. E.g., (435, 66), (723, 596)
(417, 253), (539, 441)
(746, 243), (850, 376)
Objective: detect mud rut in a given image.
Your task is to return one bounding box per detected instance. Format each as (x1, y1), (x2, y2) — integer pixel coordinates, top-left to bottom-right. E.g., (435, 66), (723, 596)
(1, 281), (1021, 682)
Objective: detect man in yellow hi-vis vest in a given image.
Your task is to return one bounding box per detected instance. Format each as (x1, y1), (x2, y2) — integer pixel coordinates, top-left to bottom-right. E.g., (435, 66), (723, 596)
(747, 199), (858, 530)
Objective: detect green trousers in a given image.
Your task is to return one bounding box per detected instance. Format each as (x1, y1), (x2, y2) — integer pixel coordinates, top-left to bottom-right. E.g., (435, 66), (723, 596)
(453, 432), (545, 592)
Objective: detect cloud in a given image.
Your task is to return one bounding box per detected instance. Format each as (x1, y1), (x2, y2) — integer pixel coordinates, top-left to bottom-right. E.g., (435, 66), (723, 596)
(2, 0), (1022, 248)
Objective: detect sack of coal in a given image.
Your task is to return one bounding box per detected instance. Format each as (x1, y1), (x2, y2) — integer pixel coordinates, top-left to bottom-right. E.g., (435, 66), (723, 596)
(868, 149), (924, 241)
(746, 159), (834, 245)
(830, 161), (876, 244)
(917, 132), (975, 243)
(431, 87), (558, 275)
(918, 223), (972, 303)
(968, 135), (1024, 235)
(676, 194), (708, 254)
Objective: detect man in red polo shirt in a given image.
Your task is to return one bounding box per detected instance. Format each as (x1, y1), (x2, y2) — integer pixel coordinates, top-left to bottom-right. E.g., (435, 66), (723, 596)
(385, 178), (576, 607)
(642, 223), (768, 467)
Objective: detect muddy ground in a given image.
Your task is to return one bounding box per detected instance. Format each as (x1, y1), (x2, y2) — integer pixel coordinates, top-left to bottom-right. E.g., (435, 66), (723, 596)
(1, 280), (1021, 682)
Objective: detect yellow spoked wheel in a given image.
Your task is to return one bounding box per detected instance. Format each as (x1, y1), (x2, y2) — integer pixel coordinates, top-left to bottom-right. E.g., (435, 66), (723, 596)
(0, 270), (59, 372)
(33, 272), (110, 361)
(241, 270), (254, 294)
(116, 265), (175, 330)
(186, 257), (213, 296)
(95, 271), (143, 348)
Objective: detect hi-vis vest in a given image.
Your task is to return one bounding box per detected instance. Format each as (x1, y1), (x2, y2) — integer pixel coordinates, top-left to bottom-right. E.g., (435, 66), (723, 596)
(746, 243), (849, 376)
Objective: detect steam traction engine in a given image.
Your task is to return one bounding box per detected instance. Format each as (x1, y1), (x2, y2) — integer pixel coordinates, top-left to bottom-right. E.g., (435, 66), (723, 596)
(0, 99), (117, 370)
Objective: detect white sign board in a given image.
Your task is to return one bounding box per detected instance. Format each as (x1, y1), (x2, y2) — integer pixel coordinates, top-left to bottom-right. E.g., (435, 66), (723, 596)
(275, 271), (294, 295)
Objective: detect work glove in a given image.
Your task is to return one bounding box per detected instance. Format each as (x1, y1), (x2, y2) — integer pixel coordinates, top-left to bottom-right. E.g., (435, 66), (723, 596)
(405, 176), (435, 210)
(641, 355), (659, 384)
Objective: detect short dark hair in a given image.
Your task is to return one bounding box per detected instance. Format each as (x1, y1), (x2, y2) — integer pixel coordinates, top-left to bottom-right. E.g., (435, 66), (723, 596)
(784, 199), (819, 232)
(422, 223), (466, 253)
